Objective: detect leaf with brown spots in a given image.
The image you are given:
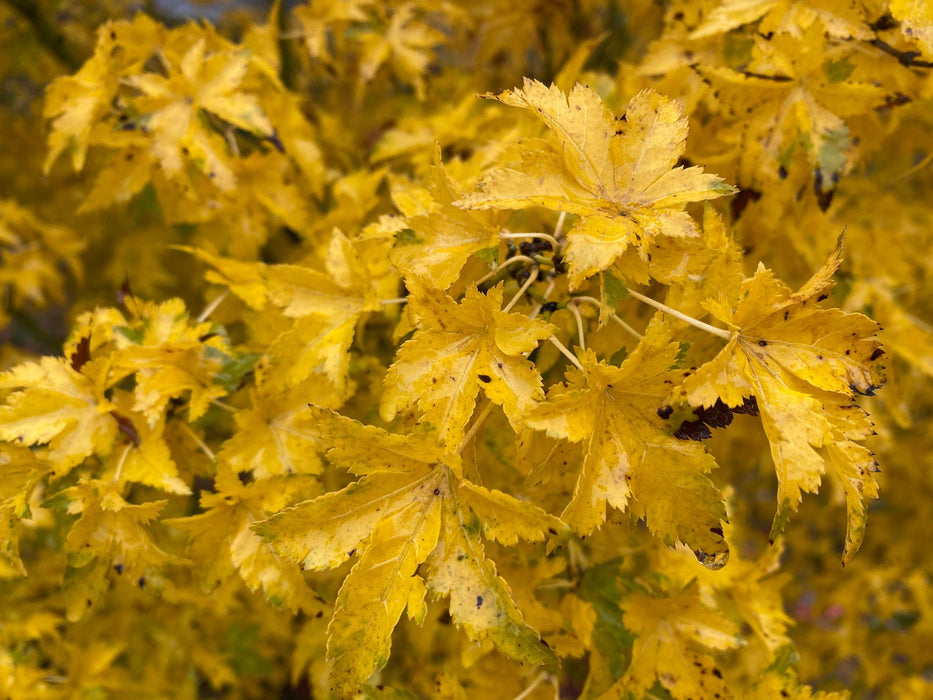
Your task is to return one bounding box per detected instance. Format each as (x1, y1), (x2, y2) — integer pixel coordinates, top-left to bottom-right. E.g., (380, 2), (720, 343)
(681, 240), (884, 563)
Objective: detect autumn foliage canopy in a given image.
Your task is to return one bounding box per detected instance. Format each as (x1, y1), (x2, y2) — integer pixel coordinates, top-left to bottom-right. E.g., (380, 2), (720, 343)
(0, 0), (931, 698)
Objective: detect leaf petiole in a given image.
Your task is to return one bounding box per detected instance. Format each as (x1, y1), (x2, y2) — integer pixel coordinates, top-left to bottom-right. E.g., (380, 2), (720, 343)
(475, 254), (536, 287)
(625, 288), (733, 340)
(504, 266), (538, 312)
(573, 295), (643, 340)
(547, 335), (584, 371)
(567, 302), (586, 351)
(499, 231), (561, 250)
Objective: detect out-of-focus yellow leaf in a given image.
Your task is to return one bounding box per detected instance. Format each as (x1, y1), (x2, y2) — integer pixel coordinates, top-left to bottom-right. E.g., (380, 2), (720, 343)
(0, 357), (117, 475)
(608, 581), (742, 700)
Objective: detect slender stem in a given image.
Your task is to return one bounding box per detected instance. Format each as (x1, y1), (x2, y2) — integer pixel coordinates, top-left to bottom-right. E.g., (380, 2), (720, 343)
(224, 126), (241, 158)
(503, 267), (538, 312)
(511, 673), (548, 700)
(179, 423), (216, 462)
(567, 302), (586, 351)
(457, 402), (494, 455)
(475, 255), (535, 287)
(527, 279), (556, 321)
(112, 444), (131, 484)
(380, 297), (408, 305)
(499, 231), (561, 250)
(197, 290), (229, 323)
(210, 399), (237, 413)
(573, 295), (643, 340)
(625, 288), (733, 340)
(548, 336), (584, 371)
(553, 211), (567, 239)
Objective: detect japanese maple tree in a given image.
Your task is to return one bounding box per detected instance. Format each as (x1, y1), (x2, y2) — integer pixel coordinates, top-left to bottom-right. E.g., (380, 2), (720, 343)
(0, 1), (931, 698)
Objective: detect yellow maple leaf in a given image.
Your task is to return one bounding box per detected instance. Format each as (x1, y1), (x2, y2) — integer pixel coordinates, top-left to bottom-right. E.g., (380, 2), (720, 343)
(254, 407), (559, 695)
(455, 79), (735, 288)
(358, 3), (444, 101)
(682, 242), (884, 563)
(380, 281), (556, 452)
(124, 36), (274, 191)
(525, 321), (729, 568)
(652, 522), (792, 654)
(293, 0), (373, 63)
(57, 478), (176, 572)
(107, 399), (191, 496)
(890, 0), (933, 60)
(43, 15), (165, 173)
(699, 22), (885, 186)
(689, 0), (874, 41)
(0, 200), (83, 324)
(263, 229), (383, 391)
(609, 581), (743, 700)
(0, 444), (43, 578)
(391, 152), (504, 290)
(217, 378), (340, 479)
(167, 464), (322, 614)
(112, 298), (231, 425)
(0, 357), (117, 476)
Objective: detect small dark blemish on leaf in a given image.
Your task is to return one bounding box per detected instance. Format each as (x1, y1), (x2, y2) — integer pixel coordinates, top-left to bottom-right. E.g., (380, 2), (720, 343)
(476, 596), (484, 608)
(818, 293), (829, 301)
(348, 549), (355, 557)
(710, 526), (724, 537)
(478, 374), (491, 383)
(758, 340), (767, 347)
(433, 488), (440, 495)
(70, 335), (92, 372)
(869, 347), (885, 361)
(657, 406), (673, 419)
(138, 577), (146, 589)
(712, 668), (723, 679)
(816, 355), (823, 360)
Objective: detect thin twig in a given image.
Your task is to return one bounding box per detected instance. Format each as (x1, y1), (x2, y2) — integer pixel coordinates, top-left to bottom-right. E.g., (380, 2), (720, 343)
(457, 402), (494, 455)
(548, 336), (584, 371)
(511, 672), (548, 700)
(553, 211), (567, 239)
(567, 302), (587, 351)
(504, 267), (538, 312)
(475, 255), (536, 287)
(499, 231), (561, 250)
(573, 295), (643, 340)
(197, 290), (229, 323)
(870, 37), (933, 68)
(112, 444), (131, 484)
(625, 288), (732, 340)
(178, 423), (216, 462)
